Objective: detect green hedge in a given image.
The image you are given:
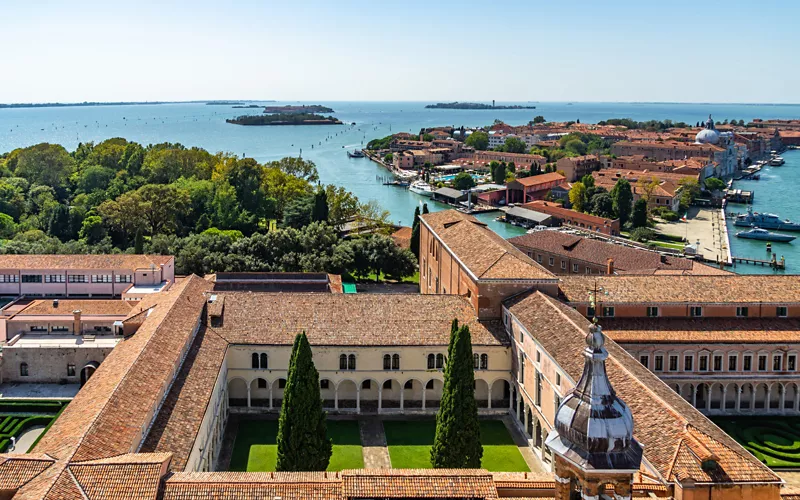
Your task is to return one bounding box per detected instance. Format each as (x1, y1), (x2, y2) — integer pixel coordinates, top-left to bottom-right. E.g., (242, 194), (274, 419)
(714, 417), (800, 467)
(0, 400), (68, 414)
(0, 415), (53, 452)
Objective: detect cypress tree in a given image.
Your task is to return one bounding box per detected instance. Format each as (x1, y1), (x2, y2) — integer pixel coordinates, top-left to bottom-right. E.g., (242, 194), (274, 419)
(431, 324), (483, 468)
(134, 229), (144, 254)
(276, 332), (332, 471)
(311, 189), (329, 223)
(422, 203), (429, 215)
(410, 206), (421, 257)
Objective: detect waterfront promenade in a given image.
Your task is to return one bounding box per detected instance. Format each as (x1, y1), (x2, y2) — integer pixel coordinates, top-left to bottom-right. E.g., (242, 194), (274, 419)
(656, 207), (729, 264)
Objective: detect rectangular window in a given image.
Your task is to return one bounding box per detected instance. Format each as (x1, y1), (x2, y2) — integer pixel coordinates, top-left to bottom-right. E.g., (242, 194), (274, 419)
(654, 355), (664, 371)
(560, 260), (566, 270)
(534, 370), (542, 406)
(91, 275), (112, 283)
(115, 275), (132, 283)
(554, 393), (562, 410)
(67, 364), (75, 377)
(699, 355), (708, 371)
(587, 306), (595, 317)
(320, 379), (329, 389)
(773, 355), (782, 371)
(602, 306), (615, 317)
(536, 254), (542, 263)
(736, 306), (749, 318)
(572, 263), (579, 273)
(777, 306), (788, 317)
(585, 267), (591, 274)
(646, 306), (659, 317)
(690, 306), (702, 317)
(758, 355), (767, 371)
(0, 275), (18, 283)
(743, 355), (752, 371)
(536, 351), (541, 363)
(45, 275), (65, 283)
(728, 355), (737, 371)
(639, 355), (649, 369)
(21, 274), (42, 283)
(684, 355), (693, 371)
(669, 355), (678, 371)
(789, 355), (797, 371)
(555, 373), (561, 386)
(68, 275), (87, 283)
(713, 355), (722, 371)
(548, 257), (554, 266)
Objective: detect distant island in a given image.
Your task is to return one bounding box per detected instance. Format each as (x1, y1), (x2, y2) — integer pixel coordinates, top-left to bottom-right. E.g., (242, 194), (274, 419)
(232, 104), (262, 109)
(0, 100), (275, 109)
(206, 101), (244, 106)
(263, 104), (334, 114)
(425, 102), (536, 110)
(226, 113), (342, 126)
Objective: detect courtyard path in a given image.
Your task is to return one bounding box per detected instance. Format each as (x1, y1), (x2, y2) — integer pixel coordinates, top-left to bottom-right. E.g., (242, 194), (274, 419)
(500, 415), (548, 474)
(359, 417), (391, 469)
(7, 425), (45, 454)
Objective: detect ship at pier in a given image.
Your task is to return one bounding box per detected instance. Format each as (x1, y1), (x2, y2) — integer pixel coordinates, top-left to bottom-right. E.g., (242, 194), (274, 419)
(733, 206), (800, 231)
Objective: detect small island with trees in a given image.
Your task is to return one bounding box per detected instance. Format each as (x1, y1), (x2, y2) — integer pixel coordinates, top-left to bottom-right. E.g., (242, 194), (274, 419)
(425, 102), (536, 110)
(226, 113), (342, 126)
(263, 104), (335, 114)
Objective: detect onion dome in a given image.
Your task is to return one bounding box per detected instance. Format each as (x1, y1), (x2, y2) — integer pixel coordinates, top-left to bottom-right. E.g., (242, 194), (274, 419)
(695, 114), (719, 144)
(545, 325), (643, 471)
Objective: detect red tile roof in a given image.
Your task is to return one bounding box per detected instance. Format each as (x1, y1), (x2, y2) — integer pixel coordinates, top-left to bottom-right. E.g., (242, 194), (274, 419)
(0, 254), (172, 270)
(603, 318), (800, 344)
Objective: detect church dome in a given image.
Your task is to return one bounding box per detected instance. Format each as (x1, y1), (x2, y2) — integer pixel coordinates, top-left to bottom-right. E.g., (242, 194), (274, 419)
(696, 128), (720, 144)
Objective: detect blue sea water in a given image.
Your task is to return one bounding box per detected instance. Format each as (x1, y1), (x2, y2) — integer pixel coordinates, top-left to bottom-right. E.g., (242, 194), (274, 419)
(2, 100), (800, 266)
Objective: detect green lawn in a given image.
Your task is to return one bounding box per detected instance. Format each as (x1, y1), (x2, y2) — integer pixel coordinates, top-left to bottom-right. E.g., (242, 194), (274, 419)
(342, 271), (420, 284)
(383, 420), (529, 471)
(229, 420), (364, 471)
(713, 417), (800, 468)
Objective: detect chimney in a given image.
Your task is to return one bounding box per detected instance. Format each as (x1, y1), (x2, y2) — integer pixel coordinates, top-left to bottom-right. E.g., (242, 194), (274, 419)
(73, 310), (82, 335)
(606, 258), (615, 275)
(53, 299), (59, 308)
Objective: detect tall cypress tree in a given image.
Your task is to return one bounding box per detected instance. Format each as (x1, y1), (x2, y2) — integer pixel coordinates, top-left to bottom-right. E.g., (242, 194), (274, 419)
(276, 332), (332, 471)
(311, 189), (329, 223)
(410, 206), (421, 257)
(134, 228), (144, 254)
(422, 203), (429, 215)
(431, 324), (483, 468)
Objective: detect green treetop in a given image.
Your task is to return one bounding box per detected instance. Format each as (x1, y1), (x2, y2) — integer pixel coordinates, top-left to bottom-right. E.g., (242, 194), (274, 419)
(431, 323), (483, 468)
(610, 178), (633, 226)
(276, 332), (332, 471)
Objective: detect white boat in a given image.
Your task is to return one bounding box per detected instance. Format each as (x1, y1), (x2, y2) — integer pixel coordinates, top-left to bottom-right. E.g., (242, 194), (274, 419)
(735, 227), (795, 242)
(408, 180), (433, 197)
(769, 156), (785, 166)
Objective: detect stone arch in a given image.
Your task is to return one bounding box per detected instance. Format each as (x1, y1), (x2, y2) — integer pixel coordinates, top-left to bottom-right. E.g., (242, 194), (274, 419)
(381, 378), (402, 409)
(360, 378), (380, 412)
(490, 379), (511, 409)
(709, 383), (725, 410)
(402, 378), (425, 409)
(724, 383), (738, 410)
(680, 383), (694, 404)
(228, 377), (248, 407)
(695, 383), (710, 410)
(511, 385), (518, 416)
(336, 379), (359, 410)
(769, 382), (783, 410)
(740, 383), (754, 410)
(272, 378), (287, 408)
(320, 378), (335, 409)
(785, 382), (799, 411)
(250, 378), (270, 408)
(80, 361), (100, 386)
(754, 382), (769, 410)
(425, 379), (444, 408)
(526, 405), (534, 438)
(475, 379), (490, 408)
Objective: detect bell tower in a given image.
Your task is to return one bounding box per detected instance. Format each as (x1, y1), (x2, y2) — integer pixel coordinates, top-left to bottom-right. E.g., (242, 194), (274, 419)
(545, 325), (643, 500)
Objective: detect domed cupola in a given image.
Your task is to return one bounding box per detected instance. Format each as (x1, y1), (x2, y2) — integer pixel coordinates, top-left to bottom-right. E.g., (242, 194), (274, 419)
(695, 114), (720, 144)
(545, 325), (643, 472)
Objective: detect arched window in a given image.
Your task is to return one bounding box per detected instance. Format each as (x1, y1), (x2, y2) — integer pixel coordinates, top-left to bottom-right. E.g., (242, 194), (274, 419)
(251, 353), (259, 369)
(383, 354), (391, 370)
(426, 380), (434, 389)
(20, 363), (28, 377)
(427, 354), (435, 370)
(348, 354), (356, 370)
(392, 354), (400, 370)
(436, 354), (444, 369)
(340, 354), (348, 370)
(473, 353), (479, 369)
(257, 378), (267, 389)
(260, 353), (268, 369)
(480, 354), (489, 370)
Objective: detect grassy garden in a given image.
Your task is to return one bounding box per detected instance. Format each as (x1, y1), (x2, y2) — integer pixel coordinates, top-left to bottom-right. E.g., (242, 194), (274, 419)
(383, 419), (529, 472)
(229, 419), (364, 472)
(0, 400), (69, 452)
(713, 417), (800, 468)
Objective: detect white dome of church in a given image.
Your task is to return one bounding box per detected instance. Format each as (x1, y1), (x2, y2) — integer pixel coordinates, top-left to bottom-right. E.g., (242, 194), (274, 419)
(695, 115), (720, 144)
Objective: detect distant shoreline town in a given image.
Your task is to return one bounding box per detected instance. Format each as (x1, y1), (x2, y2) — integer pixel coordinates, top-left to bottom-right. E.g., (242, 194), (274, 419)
(425, 101), (536, 110)
(0, 100), (276, 110)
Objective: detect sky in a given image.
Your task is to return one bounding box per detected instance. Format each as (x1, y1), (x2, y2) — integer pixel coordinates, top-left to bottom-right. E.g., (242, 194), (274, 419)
(2, 0), (799, 104)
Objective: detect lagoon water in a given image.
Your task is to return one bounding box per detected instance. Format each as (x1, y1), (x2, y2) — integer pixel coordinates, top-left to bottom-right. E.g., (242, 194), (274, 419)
(2, 101), (800, 271)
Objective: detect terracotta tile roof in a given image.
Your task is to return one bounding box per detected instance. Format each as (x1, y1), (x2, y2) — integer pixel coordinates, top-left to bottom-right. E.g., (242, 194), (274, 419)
(509, 232), (723, 275)
(16, 299), (134, 317)
(603, 318), (800, 344)
(341, 469), (498, 499)
(66, 453), (171, 499)
(0, 254), (172, 270)
(420, 210), (554, 281)
(32, 276), (212, 463)
(504, 291), (780, 485)
(511, 172), (566, 187)
(391, 226), (413, 249)
(208, 292), (506, 347)
(0, 454), (55, 491)
(559, 275), (800, 304)
(162, 471), (342, 500)
(141, 327), (228, 471)
(521, 201), (619, 227)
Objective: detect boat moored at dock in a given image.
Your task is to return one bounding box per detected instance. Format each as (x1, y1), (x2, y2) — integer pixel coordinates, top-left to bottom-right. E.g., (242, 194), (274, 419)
(408, 180), (434, 197)
(733, 206), (800, 231)
(735, 227), (796, 242)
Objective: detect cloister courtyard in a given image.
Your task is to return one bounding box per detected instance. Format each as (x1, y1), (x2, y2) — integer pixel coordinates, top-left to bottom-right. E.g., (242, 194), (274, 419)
(222, 416), (537, 473)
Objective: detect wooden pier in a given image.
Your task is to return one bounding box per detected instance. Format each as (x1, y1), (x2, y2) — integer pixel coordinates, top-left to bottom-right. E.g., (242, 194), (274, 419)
(731, 255), (786, 270)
